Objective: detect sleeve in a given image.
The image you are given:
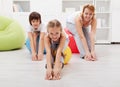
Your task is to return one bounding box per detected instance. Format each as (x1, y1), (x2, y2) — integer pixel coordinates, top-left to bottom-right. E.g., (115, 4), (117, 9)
(40, 23), (47, 33)
(26, 25), (32, 32)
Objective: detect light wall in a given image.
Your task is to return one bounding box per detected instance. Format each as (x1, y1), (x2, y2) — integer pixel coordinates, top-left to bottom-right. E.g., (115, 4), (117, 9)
(111, 0), (120, 42)
(1, 0), (120, 42)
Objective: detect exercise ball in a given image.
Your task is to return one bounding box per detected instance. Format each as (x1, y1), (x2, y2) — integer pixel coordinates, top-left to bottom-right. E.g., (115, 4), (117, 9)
(63, 46), (72, 64)
(0, 16), (25, 51)
(64, 28), (79, 53)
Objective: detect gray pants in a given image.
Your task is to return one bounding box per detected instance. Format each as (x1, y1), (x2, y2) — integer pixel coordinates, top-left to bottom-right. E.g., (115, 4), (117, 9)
(66, 22), (91, 58)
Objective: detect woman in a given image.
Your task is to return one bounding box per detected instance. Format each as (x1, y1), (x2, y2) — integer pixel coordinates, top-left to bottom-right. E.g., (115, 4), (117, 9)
(66, 4), (97, 61)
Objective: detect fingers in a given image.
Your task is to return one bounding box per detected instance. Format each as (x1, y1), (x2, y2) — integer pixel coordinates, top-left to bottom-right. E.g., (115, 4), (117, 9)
(38, 56), (43, 61)
(84, 55), (91, 61)
(52, 72), (61, 80)
(91, 53), (97, 61)
(38, 54), (43, 61)
(32, 55), (37, 61)
(45, 71), (53, 80)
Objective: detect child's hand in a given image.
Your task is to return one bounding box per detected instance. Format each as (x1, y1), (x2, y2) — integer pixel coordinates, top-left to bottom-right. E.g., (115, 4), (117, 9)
(38, 53), (43, 61)
(45, 69), (53, 80)
(53, 68), (61, 80)
(32, 53), (37, 61)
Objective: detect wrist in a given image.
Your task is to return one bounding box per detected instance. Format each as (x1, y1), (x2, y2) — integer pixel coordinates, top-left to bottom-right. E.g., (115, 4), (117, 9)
(91, 50), (95, 53)
(32, 52), (37, 55)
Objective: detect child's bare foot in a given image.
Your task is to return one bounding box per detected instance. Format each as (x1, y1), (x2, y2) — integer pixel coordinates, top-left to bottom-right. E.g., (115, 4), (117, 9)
(45, 69), (53, 80)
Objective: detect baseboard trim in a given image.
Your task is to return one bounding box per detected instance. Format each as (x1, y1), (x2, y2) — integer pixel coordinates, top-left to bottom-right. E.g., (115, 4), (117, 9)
(95, 43), (111, 45)
(111, 42), (120, 44)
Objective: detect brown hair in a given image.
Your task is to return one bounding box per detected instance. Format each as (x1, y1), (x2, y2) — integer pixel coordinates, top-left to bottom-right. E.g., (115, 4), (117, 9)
(47, 19), (62, 32)
(29, 11), (41, 25)
(82, 4), (95, 18)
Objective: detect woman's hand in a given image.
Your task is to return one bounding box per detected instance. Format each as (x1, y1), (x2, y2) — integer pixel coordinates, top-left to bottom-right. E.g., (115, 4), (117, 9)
(84, 52), (92, 61)
(91, 51), (97, 61)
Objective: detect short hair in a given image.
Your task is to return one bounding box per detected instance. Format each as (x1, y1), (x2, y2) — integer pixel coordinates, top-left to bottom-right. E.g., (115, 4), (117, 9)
(47, 19), (62, 32)
(29, 11), (41, 25)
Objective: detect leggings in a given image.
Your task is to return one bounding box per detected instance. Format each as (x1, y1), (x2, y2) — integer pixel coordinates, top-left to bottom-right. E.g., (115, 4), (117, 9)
(66, 22), (91, 58)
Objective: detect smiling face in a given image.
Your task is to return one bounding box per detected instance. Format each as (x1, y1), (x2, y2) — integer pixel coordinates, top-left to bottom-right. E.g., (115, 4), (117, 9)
(47, 19), (62, 42)
(83, 8), (94, 22)
(31, 19), (40, 29)
(82, 4), (95, 22)
(29, 12), (41, 29)
(48, 27), (61, 42)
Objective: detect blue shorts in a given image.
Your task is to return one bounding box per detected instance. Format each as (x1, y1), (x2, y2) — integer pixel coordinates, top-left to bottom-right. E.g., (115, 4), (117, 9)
(26, 35), (46, 54)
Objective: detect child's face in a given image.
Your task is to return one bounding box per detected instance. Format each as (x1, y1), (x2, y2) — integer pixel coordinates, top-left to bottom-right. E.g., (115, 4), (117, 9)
(31, 19), (40, 29)
(48, 27), (61, 42)
(83, 8), (94, 22)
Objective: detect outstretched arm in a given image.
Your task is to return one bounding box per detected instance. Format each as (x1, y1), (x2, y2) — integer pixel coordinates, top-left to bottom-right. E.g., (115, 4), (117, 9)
(44, 35), (52, 69)
(54, 32), (66, 67)
(90, 17), (97, 60)
(44, 35), (53, 80)
(38, 32), (45, 60)
(28, 32), (37, 60)
(53, 32), (66, 80)
(75, 16), (91, 59)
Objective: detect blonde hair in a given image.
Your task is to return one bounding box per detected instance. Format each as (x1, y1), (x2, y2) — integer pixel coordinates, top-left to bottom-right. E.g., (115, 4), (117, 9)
(47, 19), (62, 32)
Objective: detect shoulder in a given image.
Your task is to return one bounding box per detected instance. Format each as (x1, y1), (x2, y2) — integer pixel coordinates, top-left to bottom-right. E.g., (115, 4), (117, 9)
(39, 22), (47, 32)
(26, 25), (33, 32)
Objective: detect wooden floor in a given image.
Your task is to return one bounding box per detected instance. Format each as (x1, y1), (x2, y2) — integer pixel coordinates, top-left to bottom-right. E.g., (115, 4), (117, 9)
(0, 45), (120, 87)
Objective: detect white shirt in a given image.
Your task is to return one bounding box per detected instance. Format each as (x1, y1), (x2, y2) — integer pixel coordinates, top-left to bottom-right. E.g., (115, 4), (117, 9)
(66, 11), (81, 24)
(26, 23), (47, 33)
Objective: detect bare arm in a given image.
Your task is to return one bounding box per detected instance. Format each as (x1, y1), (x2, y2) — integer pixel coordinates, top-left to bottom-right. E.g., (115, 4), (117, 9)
(38, 32), (45, 60)
(28, 32), (36, 55)
(44, 35), (52, 69)
(75, 16), (90, 54)
(90, 17), (97, 52)
(54, 32), (66, 67)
